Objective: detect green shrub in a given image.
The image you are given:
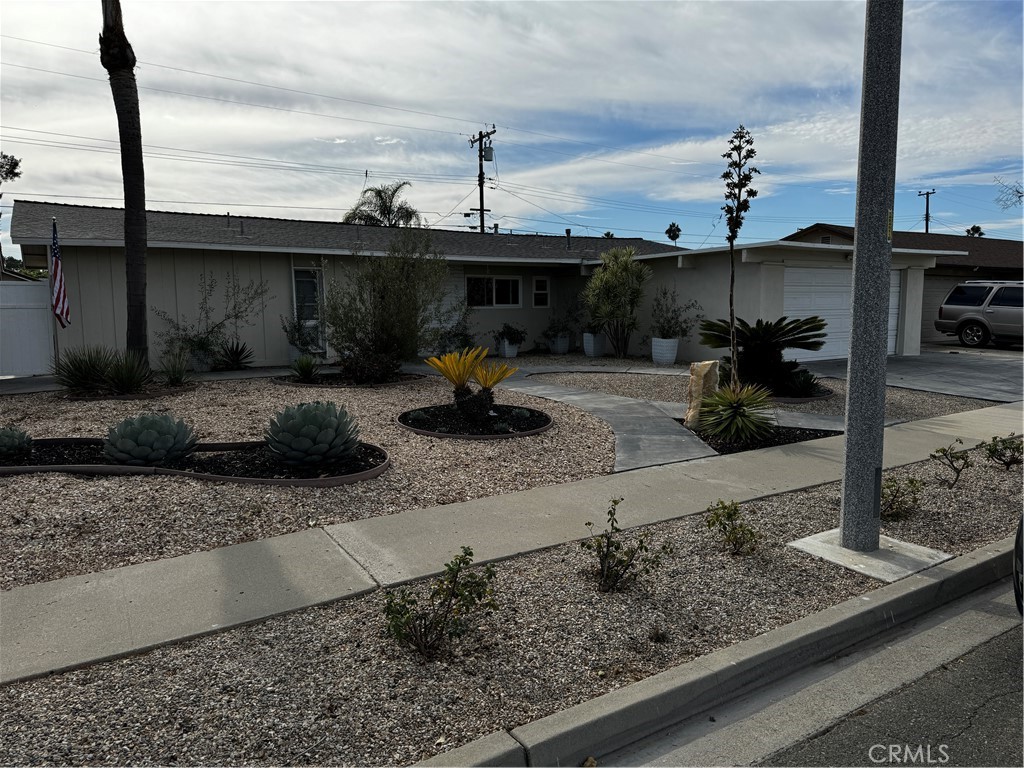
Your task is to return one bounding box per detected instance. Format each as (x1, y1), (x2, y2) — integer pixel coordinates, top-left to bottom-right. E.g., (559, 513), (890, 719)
(494, 322), (527, 347)
(982, 434), (1023, 471)
(157, 348), (194, 388)
(53, 345), (117, 395)
(786, 369), (823, 398)
(581, 246), (653, 357)
(211, 339), (254, 371)
(0, 426), (32, 458)
(104, 413), (198, 466)
(339, 348), (402, 386)
(698, 383), (776, 444)
(290, 354), (321, 384)
(265, 401), (360, 467)
(280, 314), (322, 357)
(880, 476), (924, 519)
(705, 499), (760, 555)
(105, 350), (154, 395)
(929, 438), (973, 488)
(383, 546), (497, 660)
(581, 497), (672, 592)
(650, 286), (702, 339)
(699, 316), (827, 395)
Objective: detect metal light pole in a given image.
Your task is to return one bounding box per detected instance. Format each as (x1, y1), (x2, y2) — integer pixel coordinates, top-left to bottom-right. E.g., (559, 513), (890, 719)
(840, 0), (905, 552)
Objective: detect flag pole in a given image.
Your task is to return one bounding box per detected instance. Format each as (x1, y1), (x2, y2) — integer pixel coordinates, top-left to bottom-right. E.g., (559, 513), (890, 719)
(48, 217), (60, 368)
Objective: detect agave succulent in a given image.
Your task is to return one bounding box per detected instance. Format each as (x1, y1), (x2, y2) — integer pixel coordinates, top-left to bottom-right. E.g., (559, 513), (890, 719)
(0, 426), (32, 458)
(265, 401), (360, 467)
(104, 413), (198, 466)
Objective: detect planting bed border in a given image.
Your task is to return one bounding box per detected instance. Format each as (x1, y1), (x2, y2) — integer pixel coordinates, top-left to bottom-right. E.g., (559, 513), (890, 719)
(0, 438), (390, 488)
(396, 405), (554, 440)
(771, 390), (836, 405)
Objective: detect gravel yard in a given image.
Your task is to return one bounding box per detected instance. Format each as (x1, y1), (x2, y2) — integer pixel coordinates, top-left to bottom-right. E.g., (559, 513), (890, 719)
(0, 447), (1018, 767)
(0, 377), (614, 590)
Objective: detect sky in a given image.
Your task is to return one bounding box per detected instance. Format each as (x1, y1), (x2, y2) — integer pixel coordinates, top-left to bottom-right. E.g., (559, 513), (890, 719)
(1, 0), (1022, 260)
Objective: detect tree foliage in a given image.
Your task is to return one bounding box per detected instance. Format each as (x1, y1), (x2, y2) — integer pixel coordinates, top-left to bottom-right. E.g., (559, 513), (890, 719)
(343, 180), (421, 227)
(721, 125), (760, 387)
(0, 153), (22, 184)
(581, 246), (652, 357)
(665, 221), (681, 245)
(994, 177), (1023, 210)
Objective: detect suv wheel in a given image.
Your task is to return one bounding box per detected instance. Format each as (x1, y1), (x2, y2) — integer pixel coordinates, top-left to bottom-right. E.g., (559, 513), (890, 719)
(957, 321), (989, 347)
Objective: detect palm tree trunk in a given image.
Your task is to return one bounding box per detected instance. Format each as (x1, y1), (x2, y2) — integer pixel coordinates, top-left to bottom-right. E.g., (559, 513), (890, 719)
(100, 0), (148, 362)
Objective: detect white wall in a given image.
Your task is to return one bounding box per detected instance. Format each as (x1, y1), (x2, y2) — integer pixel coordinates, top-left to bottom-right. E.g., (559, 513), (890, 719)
(0, 283), (54, 376)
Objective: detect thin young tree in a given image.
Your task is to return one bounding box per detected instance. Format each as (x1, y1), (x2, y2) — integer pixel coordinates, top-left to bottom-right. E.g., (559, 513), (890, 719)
(721, 125), (760, 387)
(665, 221), (681, 245)
(100, 0), (148, 361)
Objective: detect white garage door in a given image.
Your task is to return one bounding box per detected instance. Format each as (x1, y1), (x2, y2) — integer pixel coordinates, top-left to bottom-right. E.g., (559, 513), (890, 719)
(784, 268), (901, 361)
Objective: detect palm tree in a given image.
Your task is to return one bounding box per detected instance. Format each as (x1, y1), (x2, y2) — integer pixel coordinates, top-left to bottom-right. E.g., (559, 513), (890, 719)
(99, 0), (148, 361)
(665, 221), (681, 245)
(602, 231), (616, 238)
(343, 180), (421, 227)
(965, 225), (985, 237)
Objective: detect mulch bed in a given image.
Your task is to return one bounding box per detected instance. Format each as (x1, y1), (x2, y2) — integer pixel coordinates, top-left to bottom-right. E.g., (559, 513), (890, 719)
(0, 440), (387, 481)
(397, 404), (552, 438)
(688, 425), (843, 455)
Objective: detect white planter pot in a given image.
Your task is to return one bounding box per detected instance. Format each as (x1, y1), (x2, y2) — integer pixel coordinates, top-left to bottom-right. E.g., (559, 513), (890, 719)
(500, 341), (519, 358)
(651, 337), (679, 366)
(550, 334), (570, 354)
(583, 332), (605, 358)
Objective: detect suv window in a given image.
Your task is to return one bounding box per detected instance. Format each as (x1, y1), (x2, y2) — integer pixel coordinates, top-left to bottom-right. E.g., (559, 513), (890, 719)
(945, 285), (992, 306)
(990, 287), (1023, 308)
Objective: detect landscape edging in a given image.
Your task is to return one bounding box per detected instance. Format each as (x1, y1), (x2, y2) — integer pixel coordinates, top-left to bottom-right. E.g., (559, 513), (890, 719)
(416, 536), (1013, 768)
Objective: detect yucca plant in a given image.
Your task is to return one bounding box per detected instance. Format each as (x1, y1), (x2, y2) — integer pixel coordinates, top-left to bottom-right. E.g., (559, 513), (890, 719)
(698, 383), (776, 444)
(104, 350), (155, 395)
(265, 401), (360, 467)
(291, 354), (321, 384)
(157, 348), (194, 388)
(53, 345), (117, 395)
(104, 413), (198, 466)
(0, 426), (32, 458)
(212, 339), (254, 371)
(424, 347), (488, 398)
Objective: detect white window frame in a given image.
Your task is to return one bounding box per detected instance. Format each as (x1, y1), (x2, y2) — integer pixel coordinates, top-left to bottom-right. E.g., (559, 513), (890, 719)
(533, 276), (550, 308)
(466, 275), (522, 309)
(291, 265), (325, 351)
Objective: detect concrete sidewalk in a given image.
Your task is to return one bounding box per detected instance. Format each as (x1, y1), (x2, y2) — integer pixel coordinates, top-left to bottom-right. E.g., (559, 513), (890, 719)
(2, 400), (1019, 684)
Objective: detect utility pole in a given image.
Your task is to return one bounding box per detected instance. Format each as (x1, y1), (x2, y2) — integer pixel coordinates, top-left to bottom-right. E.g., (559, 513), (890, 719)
(917, 189), (935, 233)
(841, 0), (904, 552)
(469, 126), (496, 234)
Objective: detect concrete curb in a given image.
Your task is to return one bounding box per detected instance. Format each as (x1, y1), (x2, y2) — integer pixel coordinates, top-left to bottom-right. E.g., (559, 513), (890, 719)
(416, 536), (1013, 768)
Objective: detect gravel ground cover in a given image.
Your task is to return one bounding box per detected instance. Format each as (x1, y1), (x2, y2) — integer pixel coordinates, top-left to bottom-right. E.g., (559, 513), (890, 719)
(0, 447), (1018, 767)
(0, 378), (614, 590)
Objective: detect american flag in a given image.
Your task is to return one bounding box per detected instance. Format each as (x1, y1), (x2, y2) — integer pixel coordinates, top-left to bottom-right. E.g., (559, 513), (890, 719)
(50, 219), (70, 328)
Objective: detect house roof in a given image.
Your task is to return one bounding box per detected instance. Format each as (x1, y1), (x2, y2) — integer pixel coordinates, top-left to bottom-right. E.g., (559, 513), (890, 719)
(783, 223), (1023, 271)
(10, 200), (683, 264)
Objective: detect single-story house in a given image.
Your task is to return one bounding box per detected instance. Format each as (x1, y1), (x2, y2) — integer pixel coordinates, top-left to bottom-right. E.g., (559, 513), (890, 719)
(783, 223), (1024, 345)
(5, 200), (969, 375)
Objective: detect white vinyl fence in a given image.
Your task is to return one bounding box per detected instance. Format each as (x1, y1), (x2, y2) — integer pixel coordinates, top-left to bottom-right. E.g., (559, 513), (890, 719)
(0, 282), (54, 377)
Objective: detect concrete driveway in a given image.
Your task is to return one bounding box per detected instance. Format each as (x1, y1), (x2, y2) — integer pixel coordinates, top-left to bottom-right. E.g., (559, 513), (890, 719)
(806, 348), (1022, 403)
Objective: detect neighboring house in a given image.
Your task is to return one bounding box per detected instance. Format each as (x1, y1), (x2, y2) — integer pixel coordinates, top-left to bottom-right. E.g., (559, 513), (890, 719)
(8, 201), (978, 376)
(8, 200), (680, 372)
(783, 224), (1024, 344)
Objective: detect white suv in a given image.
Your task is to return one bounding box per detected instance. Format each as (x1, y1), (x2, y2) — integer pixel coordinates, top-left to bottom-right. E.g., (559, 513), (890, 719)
(934, 281), (1023, 348)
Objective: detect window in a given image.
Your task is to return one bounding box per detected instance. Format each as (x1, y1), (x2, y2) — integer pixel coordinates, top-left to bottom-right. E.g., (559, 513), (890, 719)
(533, 277), (550, 308)
(990, 286), (1023, 307)
(293, 268), (322, 322)
(466, 276), (521, 308)
(944, 285), (992, 307)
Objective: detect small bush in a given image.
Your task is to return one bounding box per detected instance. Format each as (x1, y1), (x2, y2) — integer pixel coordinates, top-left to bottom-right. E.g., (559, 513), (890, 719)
(581, 497), (672, 592)
(786, 369), (823, 398)
(705, 499), (760, 555)
(383, 546), (496, 660)
(0, 425), (32, 458)
(929, 438), (973, 488)
(290, 354), (321, 384)
(53, 345), (117, 395)
(211, 339), (254, 371)
(880, 476), (924, 519)
(157, 348), (194, 388)
(698, 383), (776, 444)
(339, 348), (402, 385)
(982, 434), (1023, 471)
(105, 350), (154, 395)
